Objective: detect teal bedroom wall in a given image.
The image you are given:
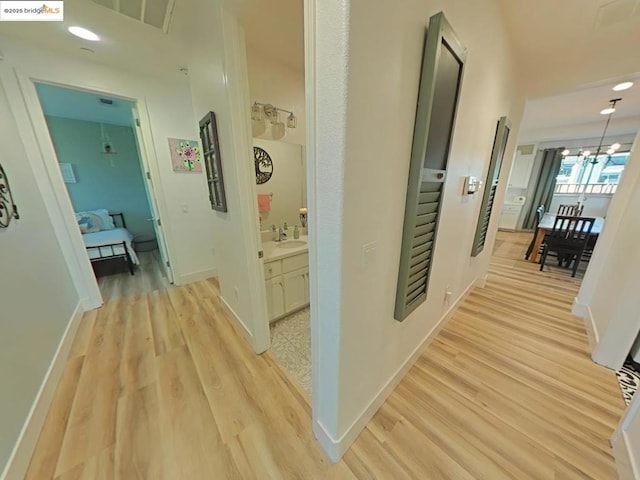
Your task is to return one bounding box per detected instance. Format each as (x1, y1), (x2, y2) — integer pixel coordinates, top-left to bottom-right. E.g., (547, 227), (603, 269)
(45, 116), (155, 239)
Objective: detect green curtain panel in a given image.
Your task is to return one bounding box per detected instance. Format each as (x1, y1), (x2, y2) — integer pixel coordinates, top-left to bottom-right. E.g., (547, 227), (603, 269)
(522, 148), (564, 229)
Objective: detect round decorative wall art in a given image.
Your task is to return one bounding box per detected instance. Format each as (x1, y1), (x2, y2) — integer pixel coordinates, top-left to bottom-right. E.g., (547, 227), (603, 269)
(254, 146), (273, 184)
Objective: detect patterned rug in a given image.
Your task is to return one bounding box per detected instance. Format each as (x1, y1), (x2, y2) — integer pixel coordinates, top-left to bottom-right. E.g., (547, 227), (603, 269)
(617, 359), (640, 405)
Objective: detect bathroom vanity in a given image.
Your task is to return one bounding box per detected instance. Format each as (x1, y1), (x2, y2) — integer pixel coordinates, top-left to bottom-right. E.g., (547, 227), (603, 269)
(262, 236), (309, 322)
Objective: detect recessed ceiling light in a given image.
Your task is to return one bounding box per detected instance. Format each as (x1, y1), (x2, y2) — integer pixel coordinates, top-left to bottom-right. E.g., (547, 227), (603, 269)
(600, 107), (616, 115)
(611, 142), (621, 150)
(68, 26), (100, 42)
(613, 81), (634, 91)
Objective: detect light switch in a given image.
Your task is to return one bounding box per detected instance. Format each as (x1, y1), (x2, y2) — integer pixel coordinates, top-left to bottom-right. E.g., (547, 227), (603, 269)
(361, 241), (377, 268)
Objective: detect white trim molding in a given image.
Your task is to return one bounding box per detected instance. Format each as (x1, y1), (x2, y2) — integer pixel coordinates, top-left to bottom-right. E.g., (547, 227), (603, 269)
(314, 280), (476, 462)
(1, 68), (103, 310)
(474, 274), (488, 288)
(572, 298), (599, 354)
(613, 432), (640, 480)
(1, 303), (84, 480)
(175, 268), (218, 286)
(220, 296), (254, 345)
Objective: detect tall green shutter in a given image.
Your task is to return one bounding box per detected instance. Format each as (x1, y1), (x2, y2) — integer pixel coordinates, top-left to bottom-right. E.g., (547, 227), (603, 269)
(394, 12), (466, 322)
(470, 117), (511, 257)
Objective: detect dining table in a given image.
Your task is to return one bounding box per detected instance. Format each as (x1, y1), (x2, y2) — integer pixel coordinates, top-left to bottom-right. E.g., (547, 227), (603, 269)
(529, 213), (605, 263)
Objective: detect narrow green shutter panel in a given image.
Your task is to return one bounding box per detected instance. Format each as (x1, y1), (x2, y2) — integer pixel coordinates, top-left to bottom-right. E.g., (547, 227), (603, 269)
(470, 117), (511, 257)
(394, 12), (466, 322)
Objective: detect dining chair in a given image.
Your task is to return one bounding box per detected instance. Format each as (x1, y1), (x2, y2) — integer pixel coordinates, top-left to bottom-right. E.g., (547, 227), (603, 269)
(539, 216), (595, 277)
(557, 204), (584, 216)
(525, 204), (545, 260)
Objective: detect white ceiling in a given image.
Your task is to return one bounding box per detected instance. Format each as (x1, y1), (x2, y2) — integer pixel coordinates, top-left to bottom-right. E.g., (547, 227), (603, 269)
(35, 82), (134, 126)
(499, 0), (640, 143)
(499, 0), (640, 98)
(0, 0), (187, 80)
(231, 0), (304, 72)
(519, 77), (640, 143)
(0, 0), (637, 143)
(0, 0), (304, 78)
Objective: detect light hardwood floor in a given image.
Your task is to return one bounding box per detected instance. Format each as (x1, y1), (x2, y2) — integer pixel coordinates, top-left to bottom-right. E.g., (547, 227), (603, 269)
(25, 232), (625, 479)
(97, 250), (170, 301)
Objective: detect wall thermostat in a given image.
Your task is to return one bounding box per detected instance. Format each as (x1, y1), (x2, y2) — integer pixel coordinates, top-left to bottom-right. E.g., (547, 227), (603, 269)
(464, 176), (482, 195)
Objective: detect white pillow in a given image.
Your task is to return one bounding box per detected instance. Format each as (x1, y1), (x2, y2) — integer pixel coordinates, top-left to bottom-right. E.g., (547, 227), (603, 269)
(75, 209), (115, 233)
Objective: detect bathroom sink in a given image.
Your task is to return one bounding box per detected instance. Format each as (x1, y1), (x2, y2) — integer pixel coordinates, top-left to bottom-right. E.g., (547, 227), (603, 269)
(276, 240), (307, 249)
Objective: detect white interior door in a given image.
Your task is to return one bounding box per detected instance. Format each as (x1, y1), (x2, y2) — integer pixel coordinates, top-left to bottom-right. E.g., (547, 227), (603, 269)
(131, 106), (174, 283)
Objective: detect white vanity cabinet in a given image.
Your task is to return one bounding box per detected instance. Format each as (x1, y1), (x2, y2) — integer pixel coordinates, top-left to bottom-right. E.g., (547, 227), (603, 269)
(265, 277), (285, 320)
(283, 267), (309, 312)
(264, 251), (309, 322)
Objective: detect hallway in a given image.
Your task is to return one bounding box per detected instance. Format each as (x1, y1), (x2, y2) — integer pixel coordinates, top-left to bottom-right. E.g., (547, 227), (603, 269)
(25, 232), (625, 479)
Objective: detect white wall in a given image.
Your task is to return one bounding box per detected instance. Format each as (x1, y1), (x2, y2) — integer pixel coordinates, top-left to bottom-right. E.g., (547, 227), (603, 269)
(612, 378), (640, 479)
(310, 0), (524, 460)
(246, 48), (306, 146)
(0, 36), (216, 286)
(254, 138), (305, 229)
(574, 132), (640, 370)
(0, 80), (79, 473)
(175, 0), (270, 353)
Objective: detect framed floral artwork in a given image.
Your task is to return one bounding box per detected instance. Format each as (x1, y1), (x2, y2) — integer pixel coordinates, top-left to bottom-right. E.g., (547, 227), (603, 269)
(168, 138), (202, 173)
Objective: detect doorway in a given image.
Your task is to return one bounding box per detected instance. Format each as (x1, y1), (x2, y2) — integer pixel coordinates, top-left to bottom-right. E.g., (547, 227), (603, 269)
(33, 82), (173, 302)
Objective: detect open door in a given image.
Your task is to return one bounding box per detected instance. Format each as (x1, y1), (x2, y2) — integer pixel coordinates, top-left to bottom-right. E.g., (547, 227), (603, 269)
(131, 106), (174, 284)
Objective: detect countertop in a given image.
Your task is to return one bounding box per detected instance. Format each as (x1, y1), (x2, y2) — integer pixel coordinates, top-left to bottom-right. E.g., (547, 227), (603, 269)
(263, 235), (309, 262)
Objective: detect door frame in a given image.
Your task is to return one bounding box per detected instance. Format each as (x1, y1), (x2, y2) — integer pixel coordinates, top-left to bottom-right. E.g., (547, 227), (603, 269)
(4, 68), (175, 309)
(131, 105), (174, 284)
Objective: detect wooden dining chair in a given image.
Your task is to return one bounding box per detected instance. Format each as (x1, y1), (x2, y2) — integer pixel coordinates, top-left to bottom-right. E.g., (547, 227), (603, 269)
(539, 216), (595, 277)
(557, 204), (583, 216)
(525, 204), (545, 260)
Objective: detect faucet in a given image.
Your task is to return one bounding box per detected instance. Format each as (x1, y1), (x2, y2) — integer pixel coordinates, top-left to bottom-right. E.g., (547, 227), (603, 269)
(276, 227), (288, 242)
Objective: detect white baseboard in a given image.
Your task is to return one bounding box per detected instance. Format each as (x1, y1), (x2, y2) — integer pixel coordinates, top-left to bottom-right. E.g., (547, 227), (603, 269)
(573, 298), (599, 353)
(613, 432), (640, 480)
(1, 302), (84, 480)
(175, 267), (218, 286)
(80, 295), (103, 312)
(220, 296), (253, 344)
(315, 280), (476, 462)
(474, 274), (488, 288)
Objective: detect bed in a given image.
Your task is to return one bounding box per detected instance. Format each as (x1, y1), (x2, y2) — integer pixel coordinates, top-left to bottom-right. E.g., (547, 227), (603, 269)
(79, 212), (139, 276)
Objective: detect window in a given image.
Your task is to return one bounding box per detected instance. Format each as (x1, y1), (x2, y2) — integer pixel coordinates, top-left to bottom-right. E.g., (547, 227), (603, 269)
(555, 152), (630, 195)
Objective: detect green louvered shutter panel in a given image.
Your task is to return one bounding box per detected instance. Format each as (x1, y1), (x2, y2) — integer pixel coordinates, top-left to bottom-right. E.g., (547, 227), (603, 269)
(471, 117), (511, 257)
(394, 12), (466, 321)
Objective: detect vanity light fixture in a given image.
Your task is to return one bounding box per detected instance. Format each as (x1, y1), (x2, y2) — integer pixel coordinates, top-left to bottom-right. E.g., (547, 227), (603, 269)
(287, 112), (297, 129)
(68, 26), (100, 42)
(250, 102), (297, 139)
(561, 149), (570, 156)
(611, 142), (621, 150)
(251, 102), (264, 121)
(613, 81), (634, 91)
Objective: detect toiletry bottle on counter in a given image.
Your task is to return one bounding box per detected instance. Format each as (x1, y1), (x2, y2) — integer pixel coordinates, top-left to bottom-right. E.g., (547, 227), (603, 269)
(293, 225), (299, 240)
(283, 221), (288, 230)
